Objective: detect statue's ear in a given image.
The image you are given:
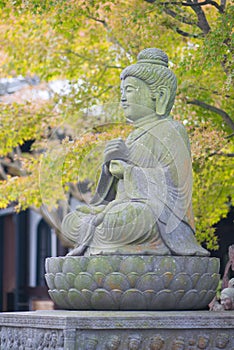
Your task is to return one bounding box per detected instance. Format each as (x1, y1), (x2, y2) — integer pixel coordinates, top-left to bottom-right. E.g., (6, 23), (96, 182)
(155, 86), (170, 116)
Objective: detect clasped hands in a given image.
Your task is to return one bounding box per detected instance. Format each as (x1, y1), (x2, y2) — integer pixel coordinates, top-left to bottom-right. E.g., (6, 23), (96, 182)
(104, 138), (129, 179)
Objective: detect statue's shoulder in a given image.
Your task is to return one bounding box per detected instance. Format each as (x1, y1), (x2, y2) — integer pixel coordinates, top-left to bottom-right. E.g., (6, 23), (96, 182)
(169, 118), (189, 139)
(150, 117), (188, 137)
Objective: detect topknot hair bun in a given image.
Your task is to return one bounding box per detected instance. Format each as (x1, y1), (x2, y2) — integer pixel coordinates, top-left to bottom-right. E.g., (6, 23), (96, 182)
(137, 48), (168, 67)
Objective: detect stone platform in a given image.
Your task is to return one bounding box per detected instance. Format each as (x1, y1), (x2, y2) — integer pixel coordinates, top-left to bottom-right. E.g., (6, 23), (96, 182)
(0, 311), (234, 349)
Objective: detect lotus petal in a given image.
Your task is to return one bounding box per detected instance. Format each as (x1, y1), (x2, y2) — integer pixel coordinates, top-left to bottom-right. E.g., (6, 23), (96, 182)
(174, 290), (185, 304)
(49, 289), (71, 309)
(157, 257), (177, 275)
(81, 289), (92, 305)
(136, 273), (164, 292)
(169, 273), (192, 291)
(74, 272), (98, 291)
(109, 256), (122, 271)
(45, 273), (55, 290)
(66, 272), (76, 287)
(111, 289), (123, 306)
(199, 290), (216, 309)
(151, 290), (175, 310)
(91, 289), (117, 310)
(195, 273), (212, 291)
(127, 272), (139, 288)
(162, 272), (174, 288)
(199, 289), (207, 300)
(121, 289), (147, 310)
(191, 273), (201, 288)
(186, 257), (205, 275)
(120, 256), (147, 275)
(178, 290), (199, 309)
(207, 258), (220, 273)
(143, 290), (156, 308)
(93, 272), (106, 287)
(62, 257), (83, 274)
(60, 289), (72, 308)
(210, 273), (220, 290)
(68, 288), (90, 309)
(79, 256), (89, 270)
(87, 257), (113, 274)
(103, 272), (130, 291)
(54, 273), (70, 290)
(45, 257), (63, 274)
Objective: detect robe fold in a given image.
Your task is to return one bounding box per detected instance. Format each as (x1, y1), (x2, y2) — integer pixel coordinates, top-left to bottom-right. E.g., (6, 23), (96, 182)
(62, 115), (209, 256)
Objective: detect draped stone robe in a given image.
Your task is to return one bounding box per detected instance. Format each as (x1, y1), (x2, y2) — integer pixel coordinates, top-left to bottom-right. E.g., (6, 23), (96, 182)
(61, 115), (209, 257)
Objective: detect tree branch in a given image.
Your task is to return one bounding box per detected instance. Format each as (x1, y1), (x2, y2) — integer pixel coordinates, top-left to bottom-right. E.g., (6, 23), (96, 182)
(65, 50), (93, 62)
(220, 0), (227, 11)
(145, 0), (224, 12)
(87, 15), (107, 27)
(209, 151), (234, 157)
(163, 7), (196, 26)
(0, 159), (25, 177)
(187, 99), (234, 131)
(182, 1), (224, 13)
(186, 85), (234, 100)
(145, 0), (225, 36)
(189, 1), (211, 34)
(175, 27), (202, 37)
(87, 15), (132, 55)
(0, 162), (7, 180)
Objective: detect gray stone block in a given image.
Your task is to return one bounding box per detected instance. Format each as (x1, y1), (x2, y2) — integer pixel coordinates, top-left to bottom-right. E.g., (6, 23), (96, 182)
(0, 310), (233, 349)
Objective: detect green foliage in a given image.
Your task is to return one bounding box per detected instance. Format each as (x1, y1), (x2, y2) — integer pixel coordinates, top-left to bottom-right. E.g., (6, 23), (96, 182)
(0, 0), (233, 250)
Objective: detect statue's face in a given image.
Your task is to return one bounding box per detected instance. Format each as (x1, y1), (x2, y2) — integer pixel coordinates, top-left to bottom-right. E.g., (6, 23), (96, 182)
(221, 294), (233, 310)
(120, 77), (155, 121)
(128, 338), (141, 350)
(197, 336), (209, 349)
(172, 342), (185, 350)
(215, 334), (229, 348)
(106, 338), (120, 349)
(150, 337), (164, 350)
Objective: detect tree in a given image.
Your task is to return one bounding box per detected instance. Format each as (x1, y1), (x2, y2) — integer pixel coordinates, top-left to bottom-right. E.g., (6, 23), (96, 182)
(0, 0), (233, 249)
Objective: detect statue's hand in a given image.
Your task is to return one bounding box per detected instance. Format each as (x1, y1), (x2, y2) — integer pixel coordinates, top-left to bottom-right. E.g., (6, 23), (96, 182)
(109, 160), (126, 179)
(104, 138), (129, 163)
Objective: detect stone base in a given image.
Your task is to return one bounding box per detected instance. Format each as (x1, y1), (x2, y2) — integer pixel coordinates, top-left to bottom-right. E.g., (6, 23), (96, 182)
(0, 310), (234, 349)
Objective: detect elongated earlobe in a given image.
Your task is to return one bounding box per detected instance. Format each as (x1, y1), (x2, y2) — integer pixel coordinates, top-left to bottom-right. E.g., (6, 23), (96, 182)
(155, 86), (170, 116)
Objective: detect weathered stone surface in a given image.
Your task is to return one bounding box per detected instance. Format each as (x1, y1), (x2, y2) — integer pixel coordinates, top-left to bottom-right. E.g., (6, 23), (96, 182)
(0, 310), (233, 349)
(61, 48), (209, 259)
(45, 255), (220, 310)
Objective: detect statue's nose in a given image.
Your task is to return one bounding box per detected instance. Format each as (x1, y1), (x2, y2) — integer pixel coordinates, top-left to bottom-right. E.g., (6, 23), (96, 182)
(121, 90), (127, 101)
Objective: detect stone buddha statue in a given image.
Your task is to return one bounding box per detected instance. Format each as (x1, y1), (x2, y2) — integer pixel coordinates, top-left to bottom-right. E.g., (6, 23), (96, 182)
(61, 48), (209, 257)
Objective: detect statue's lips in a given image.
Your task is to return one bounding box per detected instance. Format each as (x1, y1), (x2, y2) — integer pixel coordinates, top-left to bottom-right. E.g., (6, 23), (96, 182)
(121, 103), (130, 109)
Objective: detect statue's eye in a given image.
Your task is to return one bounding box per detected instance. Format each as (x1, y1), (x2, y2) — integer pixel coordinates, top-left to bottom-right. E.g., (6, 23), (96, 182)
(126, 86), (136, 92)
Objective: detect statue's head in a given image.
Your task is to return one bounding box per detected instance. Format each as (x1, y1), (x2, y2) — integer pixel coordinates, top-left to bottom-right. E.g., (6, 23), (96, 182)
(120, 48), (177, 121)
(85, 336), (98, 350)
(215, 333), (229, 348)
(149, 335), (165, 350)
(172, 336), (185, 350)
(220, 288), (234, 310)
(197, 335), (210, 349)
(105, 335), (121, 349)
(128, 334), (142, 349)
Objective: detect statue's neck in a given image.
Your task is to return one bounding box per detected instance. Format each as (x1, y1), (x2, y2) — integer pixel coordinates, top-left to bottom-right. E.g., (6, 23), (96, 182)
(131, 113), (170, 128)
